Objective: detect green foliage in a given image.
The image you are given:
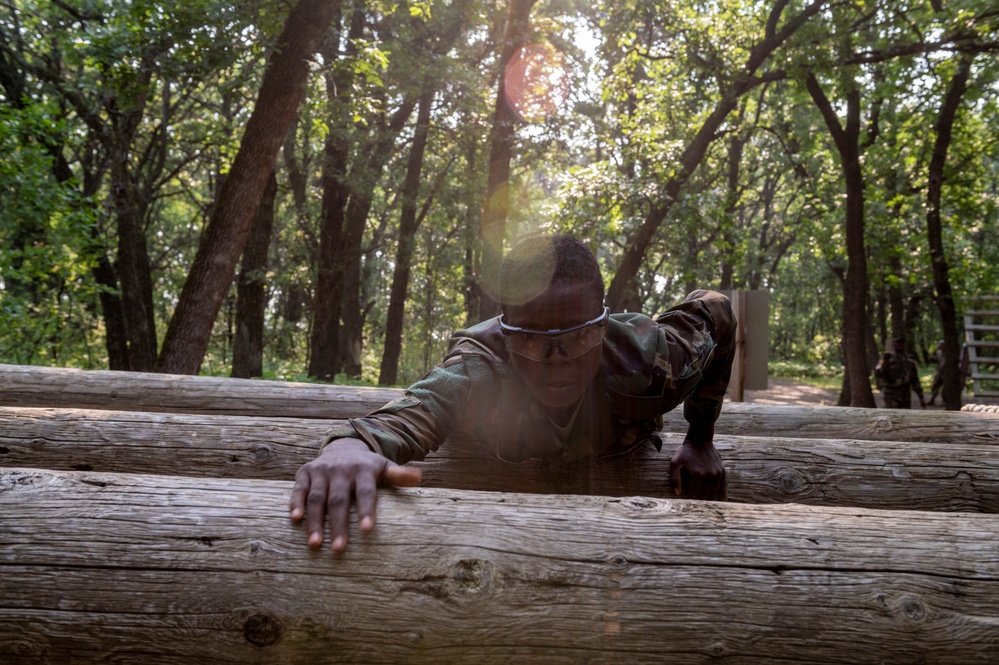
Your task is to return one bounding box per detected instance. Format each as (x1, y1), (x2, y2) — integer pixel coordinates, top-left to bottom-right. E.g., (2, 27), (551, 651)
(769, 360), (844, 390)
(1, 0), (998, 388)
(0, 104), (105, 366)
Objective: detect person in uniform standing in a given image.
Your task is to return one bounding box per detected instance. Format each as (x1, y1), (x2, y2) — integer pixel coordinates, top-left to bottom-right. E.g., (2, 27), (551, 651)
(875, 336), (927, 409)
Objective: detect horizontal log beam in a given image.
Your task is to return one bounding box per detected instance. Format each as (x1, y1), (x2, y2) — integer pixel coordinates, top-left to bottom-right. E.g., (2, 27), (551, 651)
(663, 402), (999, 444)
(0, 363), (401, 419)
(2, 407), (996, 512)
(2, 364), (996, 444)
(1, 468), (997, 664)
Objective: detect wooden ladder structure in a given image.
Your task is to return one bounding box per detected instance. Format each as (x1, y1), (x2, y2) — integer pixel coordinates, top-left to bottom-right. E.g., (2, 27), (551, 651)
(964, 295), (999, 397)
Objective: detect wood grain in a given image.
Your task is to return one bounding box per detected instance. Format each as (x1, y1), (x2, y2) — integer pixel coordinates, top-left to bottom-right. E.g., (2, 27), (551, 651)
(0, 363), (401, 418)
(1, 407), (997, 511)
(1, 468), (997, 664)
(1, 364), (996, 444)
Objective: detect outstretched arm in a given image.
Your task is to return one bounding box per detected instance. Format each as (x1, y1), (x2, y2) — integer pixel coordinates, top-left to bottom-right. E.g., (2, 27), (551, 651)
(659, 290), (736, 501)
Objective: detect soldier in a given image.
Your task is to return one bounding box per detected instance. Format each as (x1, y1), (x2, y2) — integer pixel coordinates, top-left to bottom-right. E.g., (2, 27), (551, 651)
(928, 340), (945, 406)
(874, 337), (927, 409)
(290, 234), (736, 552)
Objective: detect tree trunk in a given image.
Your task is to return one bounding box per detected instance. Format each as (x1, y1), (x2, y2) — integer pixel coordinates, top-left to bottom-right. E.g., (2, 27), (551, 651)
(334, 0), (474, 377)
(231, 171), (278, 379)
(887, 254), (906, 343)
(91, 251), (130, 371)
(805, 74), (875, 407)
(478, 0), (538, 318)
(157, 0), (343, 375)
(335, 98), (419, 377)
(3, 467), (999, 664)
(719, 130), (744, 291)
(108, 120), (158, 372)
(308, 6), (360, 382)
(379, 90), (435, 385)
(927, 56), (972, 411)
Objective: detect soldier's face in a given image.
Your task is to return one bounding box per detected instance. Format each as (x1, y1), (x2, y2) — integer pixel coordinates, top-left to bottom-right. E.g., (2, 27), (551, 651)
(503, 281), (605, 415)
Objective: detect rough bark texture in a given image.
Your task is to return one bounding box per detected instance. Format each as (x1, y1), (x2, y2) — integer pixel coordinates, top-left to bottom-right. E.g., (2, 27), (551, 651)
(926, 56), (972, 411)
(2, 468), (998, 664)
(804, 73), (876, 407)
(2, 407), (997, 511)
(232, 171), (278, 379)
(308, 6), (361, 382)
(380, 89), (435, 385)
(0, 364), (401, 418)
(0, 364), (995, 442)
(157, 0), (342, 375)
(334, 98), (419, 377)
(108, 105), (159, 372)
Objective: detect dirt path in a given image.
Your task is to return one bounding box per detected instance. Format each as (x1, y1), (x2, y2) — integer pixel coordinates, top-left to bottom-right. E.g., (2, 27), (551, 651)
(736, 378), (997, 409)
(737, 379), (839, 407)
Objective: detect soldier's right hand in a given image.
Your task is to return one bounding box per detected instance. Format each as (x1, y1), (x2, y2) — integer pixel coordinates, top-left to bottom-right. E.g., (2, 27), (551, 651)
(289, 438), (422, 552)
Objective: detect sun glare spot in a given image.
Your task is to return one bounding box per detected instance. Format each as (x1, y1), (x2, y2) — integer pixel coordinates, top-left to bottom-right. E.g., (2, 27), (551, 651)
(504, 43), (570, 124)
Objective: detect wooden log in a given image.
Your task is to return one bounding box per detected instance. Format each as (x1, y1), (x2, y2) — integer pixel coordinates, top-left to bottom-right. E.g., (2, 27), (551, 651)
(0, 363), (401, 418)
(2, 363), (996, 443)
(1, 467), (997, 664)
(2, 407), (997, 512)
(663, 402), (999, 444)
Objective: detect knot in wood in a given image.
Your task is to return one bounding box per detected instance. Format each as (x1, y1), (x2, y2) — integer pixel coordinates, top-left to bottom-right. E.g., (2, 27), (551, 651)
(873, 416), (894, 432)
(243, 612), (284, 647)
(621, 497), (658, 510)
(775, 468), (809, 495)
(446, 558), (492, 597)
(609, 554), (628, 568)
(0, 470), (40, 494)
(898, 594), (928, 625)
(251, 444), (275, 463)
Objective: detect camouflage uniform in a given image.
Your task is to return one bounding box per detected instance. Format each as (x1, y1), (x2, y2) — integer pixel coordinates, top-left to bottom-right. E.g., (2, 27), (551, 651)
(875, 353), (925, 409)
(324, 290), (735, 465)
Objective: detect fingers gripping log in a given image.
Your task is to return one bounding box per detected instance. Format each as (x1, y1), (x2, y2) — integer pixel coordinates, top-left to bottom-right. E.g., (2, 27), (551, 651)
(2, 407), (999, 512)
(1, 468), (998, 664)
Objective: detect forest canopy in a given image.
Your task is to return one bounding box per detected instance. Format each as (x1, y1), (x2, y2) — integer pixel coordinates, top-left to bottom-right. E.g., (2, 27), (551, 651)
(1, 0), (997, 407)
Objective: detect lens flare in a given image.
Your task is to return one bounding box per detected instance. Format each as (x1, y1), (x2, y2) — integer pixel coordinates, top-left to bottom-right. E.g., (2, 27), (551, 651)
(504, 43), (570, 124)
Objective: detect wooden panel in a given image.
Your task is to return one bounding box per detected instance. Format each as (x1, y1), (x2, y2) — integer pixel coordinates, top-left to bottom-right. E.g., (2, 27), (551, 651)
(2, 468), (998, 664)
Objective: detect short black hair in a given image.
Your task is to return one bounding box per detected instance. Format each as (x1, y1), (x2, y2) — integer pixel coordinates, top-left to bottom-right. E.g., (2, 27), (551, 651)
(499, 235), (604, 308)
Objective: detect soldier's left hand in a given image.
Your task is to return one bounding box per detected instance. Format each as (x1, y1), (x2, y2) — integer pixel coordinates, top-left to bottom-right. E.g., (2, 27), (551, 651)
(669, 439), (726, 501)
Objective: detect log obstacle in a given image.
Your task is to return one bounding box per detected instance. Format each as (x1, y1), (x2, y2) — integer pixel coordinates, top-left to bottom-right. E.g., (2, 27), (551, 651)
(662, 401), (999, 444)
(2, 407), (997, 512)
(1, 364), (997, 444)
(0, 363), (401, 419)
(2, 468), (997, 664)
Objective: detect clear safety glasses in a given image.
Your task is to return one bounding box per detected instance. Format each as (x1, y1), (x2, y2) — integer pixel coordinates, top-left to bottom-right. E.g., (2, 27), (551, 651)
(499, 307), (609, 361)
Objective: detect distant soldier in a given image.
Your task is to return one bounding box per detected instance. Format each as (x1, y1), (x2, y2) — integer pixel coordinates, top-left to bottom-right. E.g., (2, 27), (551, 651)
(874, 337), (926, 409)
(928, 340), (945, 406)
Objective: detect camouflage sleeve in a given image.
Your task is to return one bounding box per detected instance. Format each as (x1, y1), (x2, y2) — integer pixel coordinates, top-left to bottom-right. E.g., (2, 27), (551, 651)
(656, 289), (736, 443)
(320, 353), (480, 464)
